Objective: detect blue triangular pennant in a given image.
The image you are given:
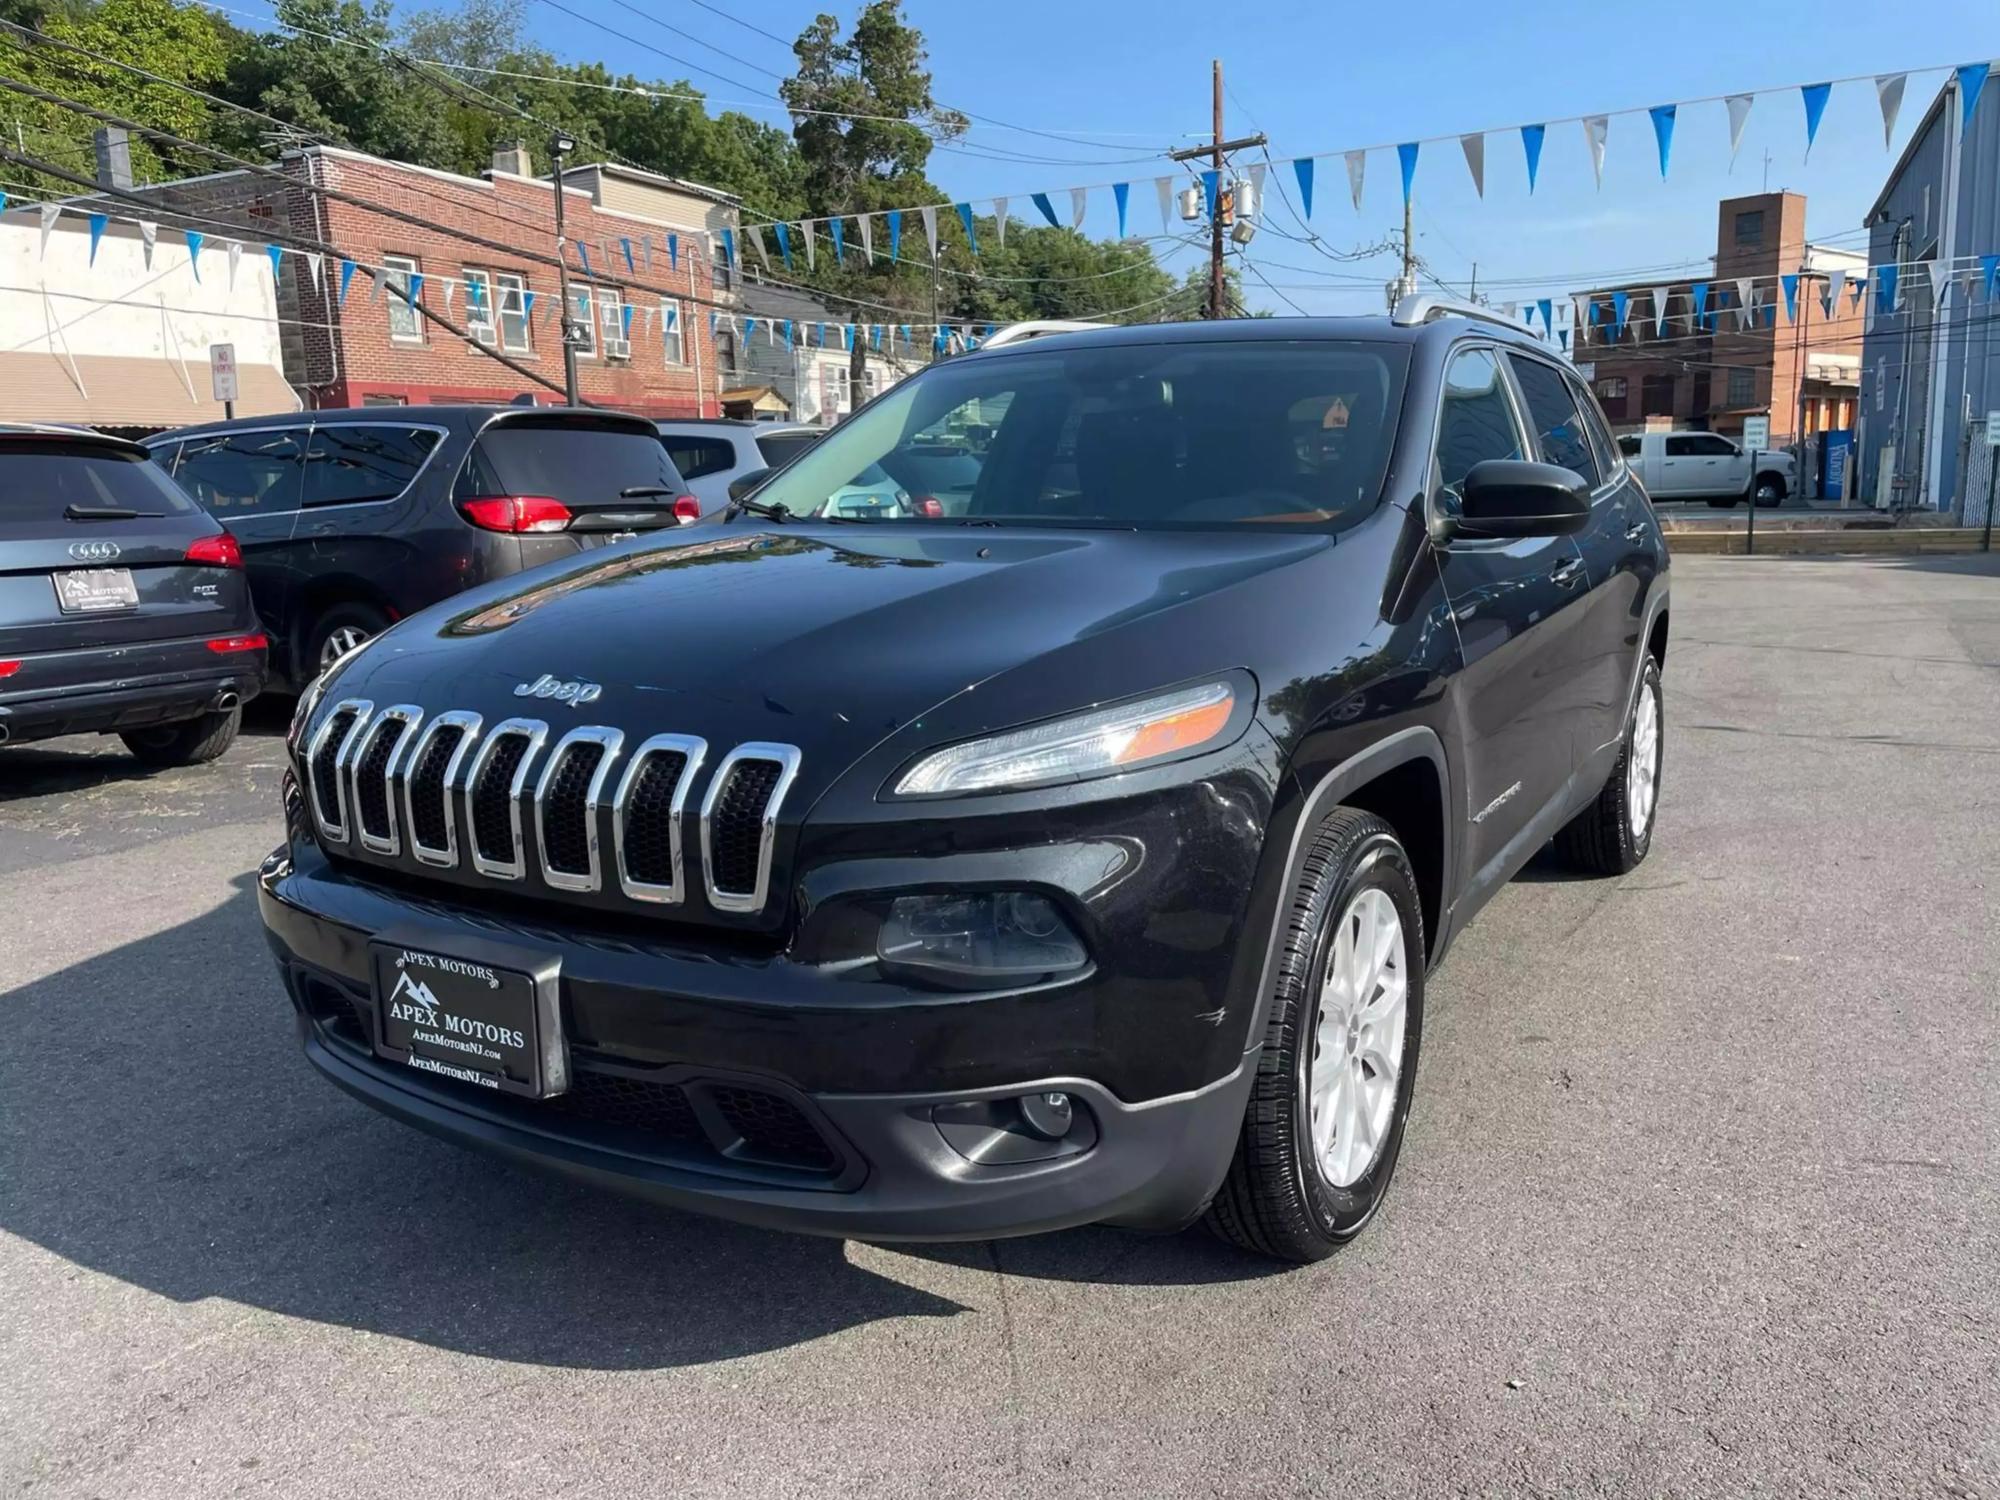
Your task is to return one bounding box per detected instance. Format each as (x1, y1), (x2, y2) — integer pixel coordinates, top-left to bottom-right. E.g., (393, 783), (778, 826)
(774, 220), (793, 270)
(1648, 104), (1676, 177)
(185, 230), (204, 280)
(887, 210), (902, 262)
(830, 219), (844, 263)
(1691, 282), (1710, 330)
(1521, 124), (1545, 193)
(668, 232), (679, 271)
(955, 202), (978, 255)
(1801, 82), (1832, 155)
(781, 319), (792, 350)
(1030, 192), (1058, 228)
(1537, 298), (1553, 335)
(1293, 157), (1315, 218)
(1957, 63), (1990, 136)
(578, 241), (593, 277)
(842, 324), (854, 351)
(1877, 264), (1898, 314)
(522, 289), (536, 321)
(1781, 273), (1800, 322)
(718, 228), (735, 268)
(621, 303), (634, 337)
(1558, 328), (1569, 351)
(266, 243), (283, 282)
(1112, 182), (1129, 239)
(898, 322), (911, 349)
(1200, 170), (1219, 221)
(1983, 254), (2000, 302)
(1611, 289), (1630, 340)
(1397, 143), (1419, 205)
(406, 272), (424, 305)
(620, 236), (634, 274)
(87, 213), (107, 266)
(744, 317), (757, 343)
(339, 258), (356, 304)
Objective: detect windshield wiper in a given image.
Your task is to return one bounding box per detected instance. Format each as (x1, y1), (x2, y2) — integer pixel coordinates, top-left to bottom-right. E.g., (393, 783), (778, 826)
(619, 485), (675, 498)
(64, 503), (160, 520)
(724, 495), (793, 522)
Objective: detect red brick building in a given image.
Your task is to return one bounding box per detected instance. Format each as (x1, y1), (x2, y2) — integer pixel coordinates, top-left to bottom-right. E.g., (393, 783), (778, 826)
(152, 145), (736, 415)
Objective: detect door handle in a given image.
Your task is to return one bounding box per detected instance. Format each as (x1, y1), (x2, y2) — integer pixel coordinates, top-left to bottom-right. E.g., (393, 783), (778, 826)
(1624, 521), (1649, 542)
(1551, 557), (1585, 587)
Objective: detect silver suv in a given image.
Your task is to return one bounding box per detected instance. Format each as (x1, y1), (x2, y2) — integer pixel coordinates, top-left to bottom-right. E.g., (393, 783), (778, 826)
(656, 420), (822, 514)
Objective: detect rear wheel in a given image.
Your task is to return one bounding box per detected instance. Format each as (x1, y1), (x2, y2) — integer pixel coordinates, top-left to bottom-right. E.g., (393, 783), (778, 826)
(1558, 654), (1663, 875)
(1206, 808), (1425, 1264)
(305, 603), (388, 679)
(120, 706), (241, 767)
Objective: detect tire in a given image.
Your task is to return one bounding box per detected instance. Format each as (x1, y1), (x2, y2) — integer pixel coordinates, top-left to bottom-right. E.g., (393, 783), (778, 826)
(305, 602), (389, 680)
(1557, 653), (1663, 876)
(1753, 475), (1785, 508)
(1206, 808), (1426, 1264)
(120, 706), (241, 767)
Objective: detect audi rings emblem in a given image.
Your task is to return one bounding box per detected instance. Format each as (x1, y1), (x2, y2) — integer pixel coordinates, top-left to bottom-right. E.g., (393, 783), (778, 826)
(68, 541), (122, 562)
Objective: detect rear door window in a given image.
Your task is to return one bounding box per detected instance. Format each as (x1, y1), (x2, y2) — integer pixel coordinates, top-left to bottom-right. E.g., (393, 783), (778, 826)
(0, 441), (201, 528)
(457, 418), (684, 507)
(755, 430), (819, 467)
(163, 428), (307, 516)
(1616, 435), (1641, 458)
(1507, 355), (1602, 487)
(661, 436), (738, 480)
(302, 424), (443, 507)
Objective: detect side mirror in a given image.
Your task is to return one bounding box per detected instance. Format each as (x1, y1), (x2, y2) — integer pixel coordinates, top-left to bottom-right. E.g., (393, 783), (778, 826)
(727, 467), (773, 502)
(1436, 460), (1591, 542)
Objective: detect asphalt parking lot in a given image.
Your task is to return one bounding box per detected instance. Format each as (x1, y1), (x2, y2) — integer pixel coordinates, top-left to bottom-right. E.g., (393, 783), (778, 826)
(3, 553), (1996, 1499)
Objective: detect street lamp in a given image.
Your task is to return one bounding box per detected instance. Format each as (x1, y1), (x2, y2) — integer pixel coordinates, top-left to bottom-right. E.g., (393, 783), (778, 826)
(549, 132), (580, 405)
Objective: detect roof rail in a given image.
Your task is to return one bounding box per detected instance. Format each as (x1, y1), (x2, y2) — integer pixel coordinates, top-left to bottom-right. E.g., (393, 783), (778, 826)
(1390, 293), (1538, 337)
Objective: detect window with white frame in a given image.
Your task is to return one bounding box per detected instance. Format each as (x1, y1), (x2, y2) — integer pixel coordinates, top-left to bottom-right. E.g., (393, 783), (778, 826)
(567, 286), (596, 357)
(383, 254), (422, 342)
(495, 272), (530, 353)
(597, 286), (629, 360)
(461, 268), (496, 345)
(660, 298), (685, 365)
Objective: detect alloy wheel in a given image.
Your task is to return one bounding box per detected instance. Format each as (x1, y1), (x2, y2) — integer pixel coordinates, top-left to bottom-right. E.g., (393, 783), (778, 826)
(1627, 677), (1661, 837)
(320, 625), (372, 669)
(1307, 886), (1409, 1189)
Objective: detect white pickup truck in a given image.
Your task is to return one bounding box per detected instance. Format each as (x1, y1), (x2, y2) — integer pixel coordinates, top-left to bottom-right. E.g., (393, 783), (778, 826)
(1615, 431), (1796, 507)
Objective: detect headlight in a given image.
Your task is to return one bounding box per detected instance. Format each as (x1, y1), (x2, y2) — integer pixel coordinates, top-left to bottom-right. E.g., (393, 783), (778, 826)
(286, 673), (326, 759)
(892, 681), (1239, 796)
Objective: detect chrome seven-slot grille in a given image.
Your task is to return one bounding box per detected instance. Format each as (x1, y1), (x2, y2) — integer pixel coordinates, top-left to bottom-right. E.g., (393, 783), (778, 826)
(304, 699), (801, 915)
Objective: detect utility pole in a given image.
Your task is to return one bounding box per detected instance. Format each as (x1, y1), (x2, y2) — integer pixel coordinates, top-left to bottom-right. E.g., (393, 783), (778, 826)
(549, 131), (581, 405)
(1166, 63), (1264, 321)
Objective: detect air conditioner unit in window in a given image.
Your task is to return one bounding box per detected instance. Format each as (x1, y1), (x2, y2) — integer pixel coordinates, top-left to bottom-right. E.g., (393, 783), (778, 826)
(470, 321), (497, 347)
(603, 336), (631, 361)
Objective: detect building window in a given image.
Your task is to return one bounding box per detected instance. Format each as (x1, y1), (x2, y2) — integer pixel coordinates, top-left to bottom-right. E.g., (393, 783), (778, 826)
(710, 244), (732, 292)
(567, 286), (597, 358)
(461, 268), (496, 346)
(714, 331), (738, 376)
(496, 273), (530, 353)
(660, 299), (685, 365)
(596, 286), (629, 360)
(1734, 210), (1764, 248)
(1726, 366), (1757, 409)
(1595, 375), (1628, 422)
(1640, 374), (1676, 417)
(383, 254), (422, 342)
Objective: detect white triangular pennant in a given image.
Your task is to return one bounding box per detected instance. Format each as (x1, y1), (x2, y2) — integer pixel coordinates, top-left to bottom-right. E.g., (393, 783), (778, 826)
(803, 222), (814, 270)
(139, 220), (157, 269)
(39, 203), (61, 256)
(920, 205), (938, 259)
(1582, 116), (1608, 189)
(1825, 268), (1846, 317)
(1875, 74), (1907, 150)
(1459, 133), (1485, 198)
(226, 240), (242, 290)
(1345, 150), (1365, 210)
(751, 227), (771, 270)
(1726, 94), (1754, 164)
(993, 197), (1008, 248)
(1155, 176), (1175, 234)
(305, 251), (322, 291)
(1070, 187), (1087, 230)
(1651, 286), (1672, 336)
(441, 279), (456, 315)
(1247, 162), (1267, 218)
(858, 214), (873, 265)
(1929, 259), (1951, 308)
(1735, 276), (1756, 328)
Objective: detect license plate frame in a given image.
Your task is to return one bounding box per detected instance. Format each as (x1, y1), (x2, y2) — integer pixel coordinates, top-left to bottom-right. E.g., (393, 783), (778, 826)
(367, 926), (568, 1099)
(52, 567), (140, 614)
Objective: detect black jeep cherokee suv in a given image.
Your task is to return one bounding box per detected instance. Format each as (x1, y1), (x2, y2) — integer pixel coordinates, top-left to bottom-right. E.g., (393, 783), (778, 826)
(260, 306), (1669, 1263)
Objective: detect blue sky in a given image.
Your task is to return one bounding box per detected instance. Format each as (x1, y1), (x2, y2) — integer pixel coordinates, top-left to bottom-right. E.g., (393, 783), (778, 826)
(517, 0), (1995, 317)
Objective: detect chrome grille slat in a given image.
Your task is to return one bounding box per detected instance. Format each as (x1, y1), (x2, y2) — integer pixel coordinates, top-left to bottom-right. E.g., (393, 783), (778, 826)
(353, 705), (422, 857)
(300, 702), (799, 916)
(402, 711), (481, 867)
(533, 727), (624, 893)
(465, 718), (549, 881)
(700, 743), (803, 915)
(612, 735), (707, 905)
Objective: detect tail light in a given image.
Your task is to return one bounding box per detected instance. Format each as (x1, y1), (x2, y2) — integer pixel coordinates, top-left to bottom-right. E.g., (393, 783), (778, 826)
(673, 495), (702, 524)
(458, 495), (573, 533)
(205, 633), (269, 653)
(0, 661), (19, 679)
(185, 532), (244, 568)
(913, 496), (944, 519)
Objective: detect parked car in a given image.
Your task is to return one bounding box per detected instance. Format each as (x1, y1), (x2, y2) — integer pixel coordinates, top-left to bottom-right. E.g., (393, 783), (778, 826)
(1616, 430), (1795, 507)
(0, 424), (266, 763)
(145, 407), (695, 691)
(656, 419), (822, 514)
(262, 299), (1668, 1264)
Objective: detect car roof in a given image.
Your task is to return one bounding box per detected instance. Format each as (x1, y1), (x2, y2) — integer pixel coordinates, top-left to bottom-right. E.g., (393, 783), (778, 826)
(657, 418), (816, 434)
(956, 313), (1551, 361)
(0, 423), (148, 457)
(152, 405), (659, 443)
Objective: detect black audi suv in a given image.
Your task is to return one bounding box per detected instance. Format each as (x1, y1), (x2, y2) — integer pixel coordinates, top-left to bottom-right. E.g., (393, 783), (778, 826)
(1, 425), (266, 763)
(260, 306), (1670, 1262)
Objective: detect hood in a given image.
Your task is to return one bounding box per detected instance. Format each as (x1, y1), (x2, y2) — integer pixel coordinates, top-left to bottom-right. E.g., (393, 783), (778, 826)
(327, 525), (1335, 793)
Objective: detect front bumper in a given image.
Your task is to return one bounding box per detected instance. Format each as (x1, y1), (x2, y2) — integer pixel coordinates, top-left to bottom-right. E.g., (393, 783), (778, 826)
(258, 847), (1256, 1240)
(0, 636), (265, 745)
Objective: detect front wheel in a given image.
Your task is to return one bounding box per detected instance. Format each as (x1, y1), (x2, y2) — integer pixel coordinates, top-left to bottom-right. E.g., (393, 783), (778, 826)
(1557, 654), (1663, 875)
(1752, 476), (1785, 508)
(1206, 808), (1425, 1264)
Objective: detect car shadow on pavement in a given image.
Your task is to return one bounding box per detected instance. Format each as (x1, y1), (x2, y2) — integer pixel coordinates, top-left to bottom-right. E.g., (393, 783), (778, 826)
(0, 700), (289, 803)
(0, 875), (974, 1370)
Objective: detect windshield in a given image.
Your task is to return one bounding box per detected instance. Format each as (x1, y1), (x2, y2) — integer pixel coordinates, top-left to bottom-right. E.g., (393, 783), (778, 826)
(749, 339), (1408, 528)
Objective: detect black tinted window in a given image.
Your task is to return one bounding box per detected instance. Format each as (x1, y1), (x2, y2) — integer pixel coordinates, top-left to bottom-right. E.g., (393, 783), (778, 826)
(303, 424), (441, 506)
(662, 437), (737, 480)
(460, 419), (681, 500)
(1435, 349), (1524, 495)
(172, 429), (307, 516)
(755, 431), (819, 467)
(1507, 355), (1600, 486)
(1617, 435), (1641, 457)
(0, 441), (199, 523)
(1566, 374), (1619, 477)
(1664, 436), (1703, 457)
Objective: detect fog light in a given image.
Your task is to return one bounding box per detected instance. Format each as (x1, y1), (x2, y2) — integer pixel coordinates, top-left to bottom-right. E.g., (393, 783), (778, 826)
(877, 893), (1087, 987)
(1019, 1090), (1074, 1140)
